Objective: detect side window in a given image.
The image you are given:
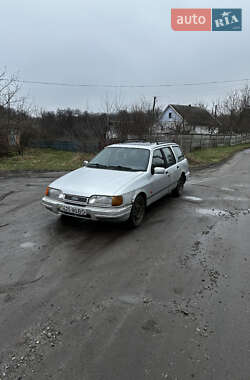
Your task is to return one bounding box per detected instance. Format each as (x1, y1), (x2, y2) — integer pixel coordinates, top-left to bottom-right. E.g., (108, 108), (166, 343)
(162, 147), (176, 167)
(172, 146), (185, 162)
(152, 149), (165, 168)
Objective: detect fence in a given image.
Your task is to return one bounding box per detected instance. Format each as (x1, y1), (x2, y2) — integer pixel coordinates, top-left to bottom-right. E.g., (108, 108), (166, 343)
(30, 133), (250, 154)
(30, 140), (99, 154)
(151, 133), (250, 153)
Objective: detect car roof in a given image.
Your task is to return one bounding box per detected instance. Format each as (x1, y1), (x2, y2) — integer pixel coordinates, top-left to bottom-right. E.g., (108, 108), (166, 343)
(107, 142), (178, 150)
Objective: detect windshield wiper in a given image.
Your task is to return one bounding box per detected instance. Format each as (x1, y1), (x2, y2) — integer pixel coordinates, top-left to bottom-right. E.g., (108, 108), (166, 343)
(88, 163), (140, 171)
(106, 165), (139, 171)
(87, 163), (109, 169)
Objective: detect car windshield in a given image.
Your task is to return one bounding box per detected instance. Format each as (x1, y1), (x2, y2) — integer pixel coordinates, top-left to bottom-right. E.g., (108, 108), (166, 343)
(87, 147), (150, 171)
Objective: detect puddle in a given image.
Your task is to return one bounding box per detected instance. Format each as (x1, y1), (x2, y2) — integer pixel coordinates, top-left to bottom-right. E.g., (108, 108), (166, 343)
(235, 184), (249, 188)
(20, 242), (36, 249)
(189, 178), (216, 185)
(221, 187), (234, 192)
(182, 196), (203, 203)
(222, 196), (249, 201)
(196, 208), (230, 217)
(118, 295), (141, 305)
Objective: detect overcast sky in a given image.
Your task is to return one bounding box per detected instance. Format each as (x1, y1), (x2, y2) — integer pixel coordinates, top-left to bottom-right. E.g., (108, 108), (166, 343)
(1, 0), (249, 112)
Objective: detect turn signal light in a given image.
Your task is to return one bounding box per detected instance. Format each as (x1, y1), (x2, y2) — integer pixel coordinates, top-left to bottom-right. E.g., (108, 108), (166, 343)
(112, 196), (123, 206)
(45, 186), (49, 196)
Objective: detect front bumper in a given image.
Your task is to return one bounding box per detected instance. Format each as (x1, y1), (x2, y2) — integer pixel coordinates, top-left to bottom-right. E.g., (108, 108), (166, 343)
(41, 196), (132, 222)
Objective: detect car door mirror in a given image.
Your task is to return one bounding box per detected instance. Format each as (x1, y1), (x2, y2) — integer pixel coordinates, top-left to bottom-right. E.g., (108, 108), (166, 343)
(153, 167), (165, 175)
(83, 160), (88, 167)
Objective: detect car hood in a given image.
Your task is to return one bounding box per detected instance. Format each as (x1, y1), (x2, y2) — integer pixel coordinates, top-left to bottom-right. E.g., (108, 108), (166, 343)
(50, 167), (144, 196)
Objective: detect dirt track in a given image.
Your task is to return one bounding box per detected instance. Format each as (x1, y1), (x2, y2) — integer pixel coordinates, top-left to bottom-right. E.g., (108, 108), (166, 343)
(0, 150), (250, 379)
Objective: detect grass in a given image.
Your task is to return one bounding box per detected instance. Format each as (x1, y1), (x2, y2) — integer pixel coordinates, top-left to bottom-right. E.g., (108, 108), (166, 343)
(0, 144), (250, 172)
(186, 143), (250, 167)
(0, 148), (94, 171)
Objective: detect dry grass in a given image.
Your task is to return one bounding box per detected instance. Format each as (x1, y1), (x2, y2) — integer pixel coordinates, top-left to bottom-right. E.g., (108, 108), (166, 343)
(1, 144), (250, 172)
(0, 149), (94, 171)
(187, 144), (250, 166)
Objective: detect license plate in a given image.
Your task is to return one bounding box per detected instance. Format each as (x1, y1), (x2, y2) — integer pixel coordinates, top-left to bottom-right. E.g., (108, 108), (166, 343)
(61, 205), (87, 216)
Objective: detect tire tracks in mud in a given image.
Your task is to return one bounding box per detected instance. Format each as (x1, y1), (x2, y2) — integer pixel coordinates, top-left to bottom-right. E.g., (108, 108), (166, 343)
(0, 191), (15, 202)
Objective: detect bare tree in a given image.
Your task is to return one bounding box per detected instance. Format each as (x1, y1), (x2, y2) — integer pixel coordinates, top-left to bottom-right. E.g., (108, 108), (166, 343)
(0, 69), (22, 155)
(217, 86), (250, 135)
(194, 101), (209, 110)
(0, 69), (20, 108)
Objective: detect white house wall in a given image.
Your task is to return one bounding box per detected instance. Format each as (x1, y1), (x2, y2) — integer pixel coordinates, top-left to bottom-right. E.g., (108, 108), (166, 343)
(193, 126), (219, 134)
(154, 105), (219, 135)
(161, 106), (182, 124)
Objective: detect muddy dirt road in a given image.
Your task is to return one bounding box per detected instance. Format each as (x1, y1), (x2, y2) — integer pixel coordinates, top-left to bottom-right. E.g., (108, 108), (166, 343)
(0, 150), (250, 379)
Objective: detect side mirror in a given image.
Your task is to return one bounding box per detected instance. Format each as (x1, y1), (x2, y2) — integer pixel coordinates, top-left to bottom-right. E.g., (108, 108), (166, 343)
(83, 160), (88, 167)
(153, 167), (165, 175)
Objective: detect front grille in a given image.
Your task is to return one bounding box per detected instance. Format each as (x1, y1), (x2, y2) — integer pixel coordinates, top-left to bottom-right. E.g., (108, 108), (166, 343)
(64, 194), (88, 205)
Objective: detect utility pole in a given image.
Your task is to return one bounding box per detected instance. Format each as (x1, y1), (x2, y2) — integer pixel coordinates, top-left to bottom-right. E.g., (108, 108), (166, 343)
(150, 96), (157, 139)
(152, 96), (157, 113)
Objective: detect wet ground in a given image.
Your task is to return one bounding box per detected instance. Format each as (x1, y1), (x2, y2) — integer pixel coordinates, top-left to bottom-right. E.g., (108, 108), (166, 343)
(0, 150), (250, 380)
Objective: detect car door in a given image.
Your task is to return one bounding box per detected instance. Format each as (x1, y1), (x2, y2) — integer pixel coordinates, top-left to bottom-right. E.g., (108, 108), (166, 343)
(161, 146), (179, 190)
(171, 145), (189, 176)
(149, 148), (170, 201)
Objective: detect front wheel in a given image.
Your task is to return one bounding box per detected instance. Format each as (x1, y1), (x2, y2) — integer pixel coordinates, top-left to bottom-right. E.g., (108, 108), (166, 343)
(127, 194), (146, 228)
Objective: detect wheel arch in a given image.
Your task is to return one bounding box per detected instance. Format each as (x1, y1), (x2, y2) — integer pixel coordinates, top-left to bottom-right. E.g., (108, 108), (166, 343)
(131, 191), (147, 206)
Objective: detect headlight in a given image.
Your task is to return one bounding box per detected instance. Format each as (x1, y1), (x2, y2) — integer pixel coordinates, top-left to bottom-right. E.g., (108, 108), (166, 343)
(89, 195), (112, 207)
(46, 187), (62, 200)
(88, 195), (123, 207)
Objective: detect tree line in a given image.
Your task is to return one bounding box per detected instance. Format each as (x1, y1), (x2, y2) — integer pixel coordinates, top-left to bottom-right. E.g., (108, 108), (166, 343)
(0, 68), (250, 156)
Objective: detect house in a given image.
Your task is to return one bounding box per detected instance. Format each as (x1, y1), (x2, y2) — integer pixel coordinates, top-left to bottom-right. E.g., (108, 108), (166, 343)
(155, 104), (219, 134)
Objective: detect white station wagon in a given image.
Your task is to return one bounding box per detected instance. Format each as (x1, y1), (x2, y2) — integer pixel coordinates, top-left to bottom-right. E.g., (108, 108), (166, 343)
(42, 142), (190, 227)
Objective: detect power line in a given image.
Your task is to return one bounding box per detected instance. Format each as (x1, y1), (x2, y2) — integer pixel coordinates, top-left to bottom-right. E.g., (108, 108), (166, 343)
(17, 77), (250, 89)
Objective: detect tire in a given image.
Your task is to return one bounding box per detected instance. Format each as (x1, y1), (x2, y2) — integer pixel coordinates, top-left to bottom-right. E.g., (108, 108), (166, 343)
(172, 175), (185, 197)
(128, 194), (146, 228)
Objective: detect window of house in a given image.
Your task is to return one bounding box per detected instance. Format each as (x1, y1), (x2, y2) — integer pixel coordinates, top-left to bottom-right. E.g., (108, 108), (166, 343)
(152, 149), (165, 168)
(169, 112), (172, 119)
(162, 147), (176, 167)
(172, 146), (185, 162)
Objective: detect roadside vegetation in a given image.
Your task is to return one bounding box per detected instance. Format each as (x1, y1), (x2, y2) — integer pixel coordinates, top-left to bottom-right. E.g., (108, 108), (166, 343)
(0, 144), (250, 172)
(187, 143), (250, 167)
(0, 149), (93, 171)
(1, 67), (250, 172)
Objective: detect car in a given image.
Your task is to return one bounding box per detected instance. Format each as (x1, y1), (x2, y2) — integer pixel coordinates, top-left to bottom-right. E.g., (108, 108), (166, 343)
(41, 142), (190, 227)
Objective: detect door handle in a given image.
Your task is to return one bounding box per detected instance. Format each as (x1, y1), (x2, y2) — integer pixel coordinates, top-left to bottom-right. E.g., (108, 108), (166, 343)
(177, 166), (179, 169)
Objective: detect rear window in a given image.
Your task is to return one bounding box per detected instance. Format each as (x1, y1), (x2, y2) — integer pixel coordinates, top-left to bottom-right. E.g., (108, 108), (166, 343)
(172, 146), (185, 162)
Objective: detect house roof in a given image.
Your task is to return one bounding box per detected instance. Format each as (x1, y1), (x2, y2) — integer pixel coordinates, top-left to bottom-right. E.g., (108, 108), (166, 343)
(169, 104), (218, 127)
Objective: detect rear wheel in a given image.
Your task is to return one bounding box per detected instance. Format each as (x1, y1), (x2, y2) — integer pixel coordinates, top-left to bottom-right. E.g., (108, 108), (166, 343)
(128, 194), (146, 228)
(172, 175), (185, 197)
